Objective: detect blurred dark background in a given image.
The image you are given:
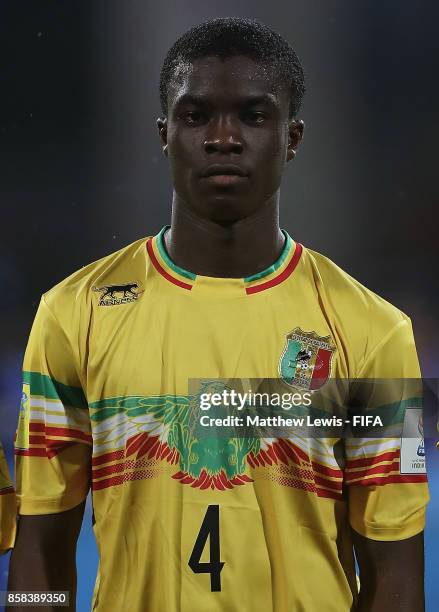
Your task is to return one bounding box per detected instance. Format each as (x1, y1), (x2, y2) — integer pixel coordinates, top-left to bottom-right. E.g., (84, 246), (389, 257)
(1, 1), (438, 609)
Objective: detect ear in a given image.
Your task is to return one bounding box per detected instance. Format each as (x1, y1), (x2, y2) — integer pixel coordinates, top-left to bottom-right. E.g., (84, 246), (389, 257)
(286, 119), (304, 162)
(157, 117), (168, 157)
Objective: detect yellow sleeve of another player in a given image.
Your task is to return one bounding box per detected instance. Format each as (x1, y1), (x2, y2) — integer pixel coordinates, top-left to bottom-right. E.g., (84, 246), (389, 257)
(0, 442), (16, 553)
(15, 296), (92, 515)
(346, 316), (429, 541)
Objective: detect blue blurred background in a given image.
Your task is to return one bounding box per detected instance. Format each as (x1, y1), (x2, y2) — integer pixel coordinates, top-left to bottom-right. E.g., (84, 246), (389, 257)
(1, 1), (438, 609)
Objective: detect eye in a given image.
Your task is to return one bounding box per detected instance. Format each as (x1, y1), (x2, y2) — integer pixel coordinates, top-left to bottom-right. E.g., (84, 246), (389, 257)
(243, 111), (267, 124)
(183, 111), (206, 125)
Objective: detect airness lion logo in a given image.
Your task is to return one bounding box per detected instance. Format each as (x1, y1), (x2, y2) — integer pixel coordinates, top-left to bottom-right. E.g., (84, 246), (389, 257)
(93, 282), (141, 306)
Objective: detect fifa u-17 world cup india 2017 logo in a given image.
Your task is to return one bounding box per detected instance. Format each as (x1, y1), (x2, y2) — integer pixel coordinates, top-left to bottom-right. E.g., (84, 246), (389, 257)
(279, 328), (335, 391)
(417, 415), (425, 457)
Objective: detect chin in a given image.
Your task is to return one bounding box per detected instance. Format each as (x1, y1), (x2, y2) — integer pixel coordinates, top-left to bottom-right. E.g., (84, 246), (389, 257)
(198, 201), (252, 225)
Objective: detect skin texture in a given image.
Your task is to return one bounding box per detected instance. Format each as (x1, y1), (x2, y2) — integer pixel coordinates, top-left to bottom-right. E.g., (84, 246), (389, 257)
(8, 55), (425, 610)
(353, 531), (425, 612)
(157, 55), (303, 277)
(8, 500), (85, 612)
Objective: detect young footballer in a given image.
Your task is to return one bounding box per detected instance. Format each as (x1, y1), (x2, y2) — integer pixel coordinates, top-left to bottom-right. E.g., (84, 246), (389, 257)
(8, 18), (428, 611)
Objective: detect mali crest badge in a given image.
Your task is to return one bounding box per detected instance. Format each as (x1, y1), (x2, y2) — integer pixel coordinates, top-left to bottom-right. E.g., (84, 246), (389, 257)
(279, 328), (335, 391)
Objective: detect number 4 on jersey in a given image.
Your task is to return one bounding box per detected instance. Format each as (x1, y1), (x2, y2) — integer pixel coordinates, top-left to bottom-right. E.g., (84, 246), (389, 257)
(188, 505), (225, 592)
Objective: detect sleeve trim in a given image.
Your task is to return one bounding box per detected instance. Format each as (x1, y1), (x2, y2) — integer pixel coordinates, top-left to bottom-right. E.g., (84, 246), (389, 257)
(350, 510), (425, 541)
(17, 487), (89, 515)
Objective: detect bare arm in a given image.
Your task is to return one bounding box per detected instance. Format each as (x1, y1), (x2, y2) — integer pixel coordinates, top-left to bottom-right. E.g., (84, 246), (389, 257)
(353, 530), (425, 612)
(7, 500), (86, 612)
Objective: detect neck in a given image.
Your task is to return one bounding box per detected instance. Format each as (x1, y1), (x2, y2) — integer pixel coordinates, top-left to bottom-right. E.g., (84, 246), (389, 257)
(164, 192), (285, 278)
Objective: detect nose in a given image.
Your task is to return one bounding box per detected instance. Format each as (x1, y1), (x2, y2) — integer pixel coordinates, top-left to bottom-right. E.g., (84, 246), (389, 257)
(203, 116), (243, 155)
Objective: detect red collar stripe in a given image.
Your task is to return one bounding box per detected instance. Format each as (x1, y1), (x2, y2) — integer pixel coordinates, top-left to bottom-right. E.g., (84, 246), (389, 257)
(245, 243), (303, 295)
(146, 239), (193, 290)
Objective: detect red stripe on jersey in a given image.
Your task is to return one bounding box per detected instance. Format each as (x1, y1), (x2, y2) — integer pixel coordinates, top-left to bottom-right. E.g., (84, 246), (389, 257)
(29, 422), (92, 443)
(272, 441), (289, 463)
(92, 449), (125, 466)
(346, 450), (400, 469)
(125, 432), (148, 456)
(146, 239), (193, 290)
(46, 426), (91, 443)
(277, 439), (297, 464)
(92, 473), (125, 490)
(246, 243), (303, 294)
(351, 474), (427, 486)
(138, 435), (160, 459)
(283, 439), (310, 463)
(311, 461), (343, 478)
(29, 435), (46, 445)
(346, 460), (401, 482)
(93, 461), (126, 479)
(310, 348), (332, 390)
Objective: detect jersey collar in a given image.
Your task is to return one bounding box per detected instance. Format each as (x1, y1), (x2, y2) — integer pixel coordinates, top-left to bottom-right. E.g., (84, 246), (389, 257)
(146, 226), (302, 296)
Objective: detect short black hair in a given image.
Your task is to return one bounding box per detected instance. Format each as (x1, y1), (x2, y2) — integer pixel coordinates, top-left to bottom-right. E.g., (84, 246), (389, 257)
(159, 17), (305, 118)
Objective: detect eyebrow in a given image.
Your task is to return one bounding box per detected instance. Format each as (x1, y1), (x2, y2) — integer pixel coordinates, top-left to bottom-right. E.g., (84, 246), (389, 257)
(173, 92), (279, 108)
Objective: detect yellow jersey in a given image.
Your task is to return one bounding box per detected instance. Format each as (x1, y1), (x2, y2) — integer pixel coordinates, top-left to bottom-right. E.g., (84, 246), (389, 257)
(15, 227), (428, 611)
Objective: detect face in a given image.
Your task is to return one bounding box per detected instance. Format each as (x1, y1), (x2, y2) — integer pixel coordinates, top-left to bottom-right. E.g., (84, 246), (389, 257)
(157, 55), (303, 224)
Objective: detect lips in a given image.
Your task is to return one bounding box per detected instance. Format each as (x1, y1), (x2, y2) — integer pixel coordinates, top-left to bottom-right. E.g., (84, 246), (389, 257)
(201, 164), (248, 178)
(200, 164), (248, 187)
(205, 174), (247, 187)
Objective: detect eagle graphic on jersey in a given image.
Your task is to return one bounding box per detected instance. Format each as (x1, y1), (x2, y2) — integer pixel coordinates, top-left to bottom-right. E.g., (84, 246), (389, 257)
(90, 381), (303, 491)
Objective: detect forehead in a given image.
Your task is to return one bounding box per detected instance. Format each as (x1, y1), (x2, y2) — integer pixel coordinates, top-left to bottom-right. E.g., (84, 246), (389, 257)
(169, 55), (287, 108)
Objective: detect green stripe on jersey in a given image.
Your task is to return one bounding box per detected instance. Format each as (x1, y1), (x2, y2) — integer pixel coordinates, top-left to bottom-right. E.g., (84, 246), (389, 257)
(157, 226), (197, 281)
(244, 231), (292, 283)
(23, 371), (88, 409)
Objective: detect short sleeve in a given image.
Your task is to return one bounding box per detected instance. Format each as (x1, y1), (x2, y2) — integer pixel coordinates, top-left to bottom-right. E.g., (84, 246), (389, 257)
(15, 296), (92, 515)
(0, 442), (16, 553)
(345, 316), (429, 540)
